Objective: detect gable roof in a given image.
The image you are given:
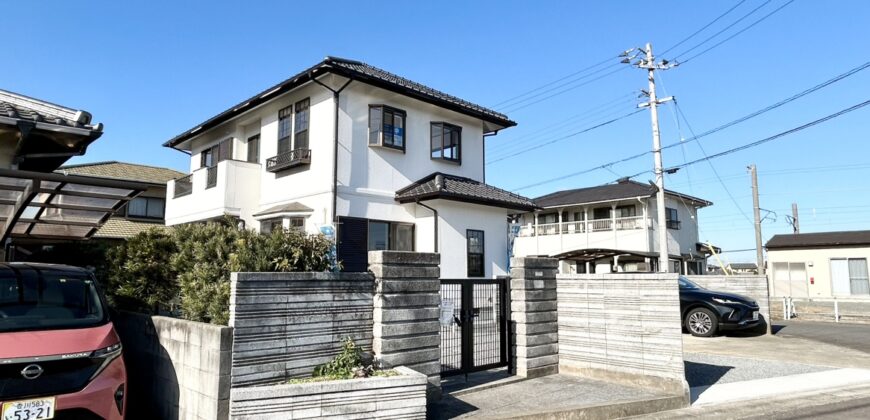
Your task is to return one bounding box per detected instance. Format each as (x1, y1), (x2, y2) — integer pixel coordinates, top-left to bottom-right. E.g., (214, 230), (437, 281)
(253, 202), (314, 217)
(57, 161), (185, 185)
(0, 89), (101, 132)
(533, 179), (712, 209)
(164, 56), (516, 149)
(766, 230), (870, 249)
(396, 173), (538, 211)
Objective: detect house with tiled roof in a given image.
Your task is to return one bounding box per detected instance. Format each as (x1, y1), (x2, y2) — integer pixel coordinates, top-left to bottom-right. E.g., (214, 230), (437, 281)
(56, 161), (184, 239)
(163, 56), (535, 278)
(512, 178), (714, 275)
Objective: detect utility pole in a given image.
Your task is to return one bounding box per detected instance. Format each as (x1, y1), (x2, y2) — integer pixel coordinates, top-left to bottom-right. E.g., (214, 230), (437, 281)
(791, 202), (800, 233)
(749, 164), (765, 275)
(623, 43), (675, 272)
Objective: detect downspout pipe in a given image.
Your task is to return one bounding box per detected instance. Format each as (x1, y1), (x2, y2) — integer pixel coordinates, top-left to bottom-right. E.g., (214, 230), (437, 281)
(417, 200), (438, 252)
(312, 75), (353, 225)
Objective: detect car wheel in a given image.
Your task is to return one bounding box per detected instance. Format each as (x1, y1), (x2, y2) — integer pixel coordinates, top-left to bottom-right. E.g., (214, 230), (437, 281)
(686, 307), (718, 337)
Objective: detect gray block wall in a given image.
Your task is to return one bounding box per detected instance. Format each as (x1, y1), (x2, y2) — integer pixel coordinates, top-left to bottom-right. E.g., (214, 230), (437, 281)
(230, 366), (427, 419)
(114, 312), (233, 420)
(369, 251), (442, 401)
(687, 275), (771, 333)
(557, 273), (689, 399)
(229, 272), (374, 387)
(510, 257), (560, 378)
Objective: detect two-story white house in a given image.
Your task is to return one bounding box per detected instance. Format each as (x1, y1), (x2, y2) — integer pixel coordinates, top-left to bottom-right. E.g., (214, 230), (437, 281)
(163, 57), (537, 278)
(511, 179), (713, 275)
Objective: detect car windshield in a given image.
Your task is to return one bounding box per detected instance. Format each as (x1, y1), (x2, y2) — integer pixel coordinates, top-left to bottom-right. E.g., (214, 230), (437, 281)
(678, 276), (703, 290)
(0, 271), (106, 333)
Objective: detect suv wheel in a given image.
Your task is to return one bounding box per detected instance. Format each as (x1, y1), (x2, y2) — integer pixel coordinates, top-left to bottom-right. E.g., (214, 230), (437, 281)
(686, 308), (718, 337)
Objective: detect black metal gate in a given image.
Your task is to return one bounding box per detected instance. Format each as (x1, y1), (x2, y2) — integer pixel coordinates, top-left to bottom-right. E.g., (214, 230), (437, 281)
(439, 278), (510, 376)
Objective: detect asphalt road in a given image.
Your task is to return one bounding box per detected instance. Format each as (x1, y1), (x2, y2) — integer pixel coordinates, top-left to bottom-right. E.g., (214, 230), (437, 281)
(773, 320), (870, 354)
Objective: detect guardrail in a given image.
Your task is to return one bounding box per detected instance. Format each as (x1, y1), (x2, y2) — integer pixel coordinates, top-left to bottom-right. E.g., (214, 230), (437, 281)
(266, 148), (311, 172)
(174, 174), (193, 198)
(518, 216), (646, 237)
(778, 296), (870, 322)
(206, 166), (218, 189)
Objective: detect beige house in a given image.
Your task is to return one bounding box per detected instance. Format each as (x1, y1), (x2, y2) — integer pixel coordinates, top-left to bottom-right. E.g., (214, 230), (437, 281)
(766, 230), (870, 298)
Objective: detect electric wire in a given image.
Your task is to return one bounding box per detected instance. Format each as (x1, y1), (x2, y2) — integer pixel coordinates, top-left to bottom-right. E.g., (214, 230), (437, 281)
(491, 55), (618, 108)
(660, 0), (748, 56)
(672, 0), (774, 60)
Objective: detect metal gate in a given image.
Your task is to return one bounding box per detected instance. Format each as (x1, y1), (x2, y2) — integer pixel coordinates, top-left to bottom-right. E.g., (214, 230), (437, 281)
(439, 278), (510, 376)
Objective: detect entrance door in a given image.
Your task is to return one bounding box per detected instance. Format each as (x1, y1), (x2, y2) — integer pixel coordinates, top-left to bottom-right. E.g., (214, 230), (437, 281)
(831, 259), (851, 296)
(439, 279), (509, 376)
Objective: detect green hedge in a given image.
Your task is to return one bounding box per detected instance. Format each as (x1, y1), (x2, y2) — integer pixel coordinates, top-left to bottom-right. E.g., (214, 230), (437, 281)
(107, 219), (335, 325)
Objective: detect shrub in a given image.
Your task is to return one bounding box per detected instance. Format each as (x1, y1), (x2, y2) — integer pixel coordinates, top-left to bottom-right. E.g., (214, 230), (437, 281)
(106, 229), (178, 314)
(108, 218), (335, 325)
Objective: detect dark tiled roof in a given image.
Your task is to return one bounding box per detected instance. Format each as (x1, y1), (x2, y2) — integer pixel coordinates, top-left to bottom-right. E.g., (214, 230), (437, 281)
(0, 89), (101, 131)
(766, 230), (870, 249)
(165, 56), (515, 148)
(533, 180), (712, 208)
(253, 202), (314, 217)
(57, 161), (185, 185)
(396, 173), (538, 211)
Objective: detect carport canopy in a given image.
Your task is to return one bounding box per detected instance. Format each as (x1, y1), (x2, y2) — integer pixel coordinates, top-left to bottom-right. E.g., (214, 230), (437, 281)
(0, 168), (148, 242)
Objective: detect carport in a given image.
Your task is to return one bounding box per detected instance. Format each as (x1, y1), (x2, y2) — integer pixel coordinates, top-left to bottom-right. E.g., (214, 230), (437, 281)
(0, 167), (148, 259)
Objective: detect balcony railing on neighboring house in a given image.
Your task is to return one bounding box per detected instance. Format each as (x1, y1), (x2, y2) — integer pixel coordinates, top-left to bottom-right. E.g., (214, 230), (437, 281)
(174, 174), (193, 198)
(519, 216), (646, 237)
(266, 148), (311, 173)
(206, 166), (218, 189)
(666, 220), (682, 230)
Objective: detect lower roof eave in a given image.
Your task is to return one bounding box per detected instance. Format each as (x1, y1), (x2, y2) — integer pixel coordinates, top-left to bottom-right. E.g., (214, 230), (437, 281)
(397, 194), (538, 212)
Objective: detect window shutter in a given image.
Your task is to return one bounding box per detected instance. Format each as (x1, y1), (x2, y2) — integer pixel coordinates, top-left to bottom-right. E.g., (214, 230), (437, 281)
(338, 217), (369, 272)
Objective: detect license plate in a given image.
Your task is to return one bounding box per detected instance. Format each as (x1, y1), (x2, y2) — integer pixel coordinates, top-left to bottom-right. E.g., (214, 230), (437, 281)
(752, 311), (759, 321)
(2, 398), (55, 420)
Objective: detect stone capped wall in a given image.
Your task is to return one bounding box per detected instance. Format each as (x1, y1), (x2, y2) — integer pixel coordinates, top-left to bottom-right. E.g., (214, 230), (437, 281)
(557, 273), (689, 398)
(229, 272), (374, 387)
(510, 257), (560, 378)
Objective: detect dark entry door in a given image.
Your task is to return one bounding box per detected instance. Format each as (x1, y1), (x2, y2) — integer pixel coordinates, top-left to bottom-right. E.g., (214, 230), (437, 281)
(439, 278), (510, 376)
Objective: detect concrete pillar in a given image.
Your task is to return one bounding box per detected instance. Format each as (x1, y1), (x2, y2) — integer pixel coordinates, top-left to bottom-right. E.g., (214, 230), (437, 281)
(369, 251), (442, 401)
(510, 257), (559, 378)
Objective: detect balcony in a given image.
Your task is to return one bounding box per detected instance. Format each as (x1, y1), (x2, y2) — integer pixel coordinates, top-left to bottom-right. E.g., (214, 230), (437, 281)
(266, 148), (311, 173)
(518, 216), (646, 237)
(166, 160), (261, 226)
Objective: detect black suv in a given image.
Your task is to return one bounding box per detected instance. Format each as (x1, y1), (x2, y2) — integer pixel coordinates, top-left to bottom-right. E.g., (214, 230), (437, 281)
(678, 276), (761, 337)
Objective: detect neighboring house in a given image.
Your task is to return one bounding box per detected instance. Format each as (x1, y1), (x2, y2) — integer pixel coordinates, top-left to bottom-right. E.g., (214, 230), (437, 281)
(725, 262), (758, 275)
(766, 230), (870, 298)
(512, 179), (713, 274)
(56, 161), (184, 239)
(163, 56), (536, 278)
(0, 89), (148, 260)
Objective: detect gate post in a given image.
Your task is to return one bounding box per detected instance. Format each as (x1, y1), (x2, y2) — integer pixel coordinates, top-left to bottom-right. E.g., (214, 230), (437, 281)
(510, 257), (559, 378)
(369, 251), (442, 401)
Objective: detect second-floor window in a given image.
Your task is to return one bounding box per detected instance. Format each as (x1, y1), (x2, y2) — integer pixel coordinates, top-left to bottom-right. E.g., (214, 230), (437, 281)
(666, 207), (681, 230)
(278, 105), (293, 154)
(277, 98), (310, 155)
(616, 205), (637, 218)
(201, 138), (232, 168)
(294, 98), (309, 150)
(247, 134), (259, 163)
(431, 122), (461, 163)
(369, 105), (406, 151)
(127, 197), (165, 220)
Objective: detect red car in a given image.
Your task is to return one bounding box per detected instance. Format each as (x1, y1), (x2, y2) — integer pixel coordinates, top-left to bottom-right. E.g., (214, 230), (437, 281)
(0, 263), (126, 420)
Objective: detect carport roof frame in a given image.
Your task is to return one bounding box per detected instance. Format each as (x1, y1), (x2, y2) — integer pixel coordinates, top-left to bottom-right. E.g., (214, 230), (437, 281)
(0, 168), (148, 242)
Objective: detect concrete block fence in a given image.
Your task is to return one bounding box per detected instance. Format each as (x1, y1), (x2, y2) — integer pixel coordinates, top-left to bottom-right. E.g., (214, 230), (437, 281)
(114, 312), (233, 420)
(509, 257), (560, 378)
(228, 272), (374, 387)
(369, 250), (442, 401)
(556, 273), (689, 399)
(687, 275), (771, 333)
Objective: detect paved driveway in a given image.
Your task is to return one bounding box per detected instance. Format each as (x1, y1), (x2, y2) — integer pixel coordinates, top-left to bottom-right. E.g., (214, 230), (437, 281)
(773, 320), (870, 354)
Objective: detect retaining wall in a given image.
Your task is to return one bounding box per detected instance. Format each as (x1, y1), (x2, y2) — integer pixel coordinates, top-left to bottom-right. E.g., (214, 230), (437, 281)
(114, 312), (233, 420)
(230, 366), (427, 419)
(556, 273), (689, 398)
(229, 272), (374, 387)
(687, 275), (771, 332)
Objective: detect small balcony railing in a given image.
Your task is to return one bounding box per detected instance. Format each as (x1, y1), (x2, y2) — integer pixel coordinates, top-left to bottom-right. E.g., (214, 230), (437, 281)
(266, 148), (311, 173)
(206, 166), (218, 189)
(174, 174), (193, 198)
(518, 216), (646, 237)
(666, 220), (682, 230)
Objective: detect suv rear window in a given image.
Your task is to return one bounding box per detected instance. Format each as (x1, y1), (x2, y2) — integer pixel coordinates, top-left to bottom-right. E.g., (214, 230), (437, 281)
(0, 271), (106, 333)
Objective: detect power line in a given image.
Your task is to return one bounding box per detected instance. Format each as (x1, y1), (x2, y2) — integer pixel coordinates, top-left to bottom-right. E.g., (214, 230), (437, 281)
(491, 55), (617, 108)
(672, 0), (774, 60)
(500, 65), (629, 113)
(626, 99), (870, 179)
(678, 0), (795, 64)
(660, 0), (748, 56)
(487, 109), (644, 164)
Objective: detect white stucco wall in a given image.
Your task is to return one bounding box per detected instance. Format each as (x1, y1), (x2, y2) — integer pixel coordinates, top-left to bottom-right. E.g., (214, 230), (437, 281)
(767, 246), (870, 298)
(432, 200), (509, 279)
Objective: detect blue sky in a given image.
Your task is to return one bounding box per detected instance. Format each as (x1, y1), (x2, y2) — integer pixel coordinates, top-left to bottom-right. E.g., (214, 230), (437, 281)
(4, 1), (869, 262)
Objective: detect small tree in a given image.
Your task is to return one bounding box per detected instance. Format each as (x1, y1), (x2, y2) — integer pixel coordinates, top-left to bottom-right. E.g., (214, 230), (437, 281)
(107, 229), (178, 314)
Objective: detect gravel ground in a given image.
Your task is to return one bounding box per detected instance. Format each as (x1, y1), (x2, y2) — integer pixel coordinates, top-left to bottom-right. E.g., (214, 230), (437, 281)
(684, 352), (833, 387)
